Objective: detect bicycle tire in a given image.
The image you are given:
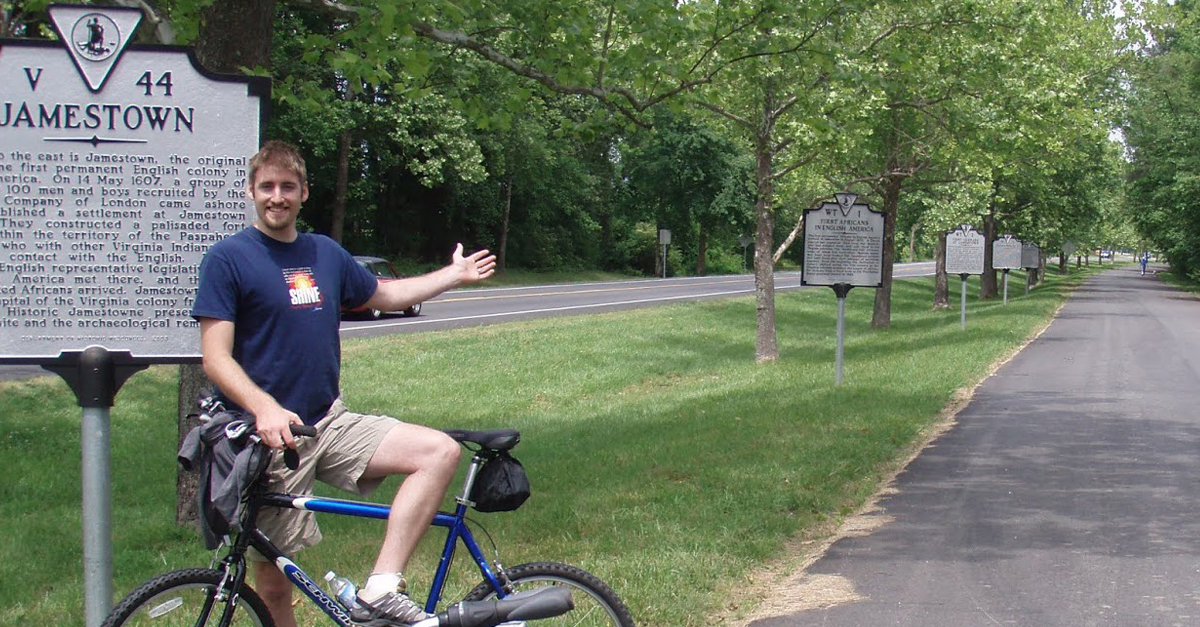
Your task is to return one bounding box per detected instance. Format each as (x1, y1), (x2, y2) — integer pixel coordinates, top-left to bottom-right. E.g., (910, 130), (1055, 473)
(463, 562), (635, 627)
(102, 568), (275, 627)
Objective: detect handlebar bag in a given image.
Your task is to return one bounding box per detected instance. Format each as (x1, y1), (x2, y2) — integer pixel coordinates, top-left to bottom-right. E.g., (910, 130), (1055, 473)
(469, 451), (531, 512)
(178, 411), (265, 549)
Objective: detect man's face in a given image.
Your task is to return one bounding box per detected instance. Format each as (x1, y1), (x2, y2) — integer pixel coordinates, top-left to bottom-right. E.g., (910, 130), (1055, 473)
(248, 163), (308, 240)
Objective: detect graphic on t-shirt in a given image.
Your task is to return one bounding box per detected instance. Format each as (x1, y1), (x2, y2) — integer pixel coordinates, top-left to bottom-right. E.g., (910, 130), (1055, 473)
(284, 268), (323, 308)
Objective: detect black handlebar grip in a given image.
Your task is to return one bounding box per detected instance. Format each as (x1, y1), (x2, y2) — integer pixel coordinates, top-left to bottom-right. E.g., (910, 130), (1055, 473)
(282, 425), (317, 470)
(291, 424), (318, 437)
(442, 586), (573, 627)
(495, 586), (573, 621)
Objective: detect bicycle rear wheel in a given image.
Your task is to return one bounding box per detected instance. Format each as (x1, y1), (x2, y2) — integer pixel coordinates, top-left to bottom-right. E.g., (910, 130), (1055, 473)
(463, 562), (635, 627)
(102, 568), (274, 627)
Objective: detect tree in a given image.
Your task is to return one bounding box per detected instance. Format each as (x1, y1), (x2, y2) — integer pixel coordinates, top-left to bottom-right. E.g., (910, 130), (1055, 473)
(623, 110), (754, 275)
(1125, 1), (1200, 277)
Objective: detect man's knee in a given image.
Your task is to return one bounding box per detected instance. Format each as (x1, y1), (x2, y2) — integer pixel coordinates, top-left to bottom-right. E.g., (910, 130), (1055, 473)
(432, 430), (461, 473)
(368, 424), (462, 478)
(253, 562), (293, 606)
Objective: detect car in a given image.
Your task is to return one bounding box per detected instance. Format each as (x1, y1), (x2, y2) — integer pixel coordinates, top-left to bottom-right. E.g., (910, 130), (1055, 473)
(342, 255), (423, 319)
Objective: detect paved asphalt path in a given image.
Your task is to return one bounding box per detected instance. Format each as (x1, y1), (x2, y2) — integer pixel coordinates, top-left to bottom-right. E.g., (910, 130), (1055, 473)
(754, 265), (1200, 627)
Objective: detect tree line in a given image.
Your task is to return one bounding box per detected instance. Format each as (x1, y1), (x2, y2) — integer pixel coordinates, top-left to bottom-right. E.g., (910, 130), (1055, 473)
(7, 0), (1159, 361)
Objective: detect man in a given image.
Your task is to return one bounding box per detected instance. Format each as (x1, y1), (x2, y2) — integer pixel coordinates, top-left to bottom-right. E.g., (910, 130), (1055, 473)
(191, 140), (496, 627)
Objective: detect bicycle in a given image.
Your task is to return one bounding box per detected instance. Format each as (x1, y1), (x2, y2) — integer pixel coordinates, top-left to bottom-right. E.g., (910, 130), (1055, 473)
(102, 403), (636, 627)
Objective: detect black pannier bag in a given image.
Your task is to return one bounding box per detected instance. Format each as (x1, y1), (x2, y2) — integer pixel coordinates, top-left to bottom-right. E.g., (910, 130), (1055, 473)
(469, 451), (531, 512)
(178, 410), (266, 549)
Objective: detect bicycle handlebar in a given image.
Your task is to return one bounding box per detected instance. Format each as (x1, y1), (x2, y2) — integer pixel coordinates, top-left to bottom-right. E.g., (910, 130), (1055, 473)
(279, 424), (318, 470)
(419, 586), (574, 627)
(291, 424), (318, 438)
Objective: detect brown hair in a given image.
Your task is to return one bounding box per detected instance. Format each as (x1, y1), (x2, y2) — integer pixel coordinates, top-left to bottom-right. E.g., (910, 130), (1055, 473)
(248, 140), (307, 186)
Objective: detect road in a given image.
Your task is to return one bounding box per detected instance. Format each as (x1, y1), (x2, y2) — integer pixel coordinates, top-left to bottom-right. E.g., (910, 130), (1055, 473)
(340, 262), (937, 338)
(0, 263), (935, 381)
(754, 264), (1200, 627)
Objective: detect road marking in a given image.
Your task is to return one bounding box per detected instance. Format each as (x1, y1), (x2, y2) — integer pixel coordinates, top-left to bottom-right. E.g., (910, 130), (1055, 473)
(342, 264), (935, 333)
(436, 277), (750, 303)
(343, 285), (783, 332)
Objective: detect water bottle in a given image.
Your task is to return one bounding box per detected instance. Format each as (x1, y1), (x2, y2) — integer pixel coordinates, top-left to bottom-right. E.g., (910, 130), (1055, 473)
(324, 571), (359, 610)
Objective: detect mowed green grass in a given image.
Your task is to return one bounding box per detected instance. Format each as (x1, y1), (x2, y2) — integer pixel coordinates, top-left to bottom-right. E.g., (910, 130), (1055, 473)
(0, 268), (1090, 627)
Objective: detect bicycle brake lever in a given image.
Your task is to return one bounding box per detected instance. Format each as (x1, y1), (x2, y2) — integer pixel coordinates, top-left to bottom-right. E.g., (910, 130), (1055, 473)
(284, 448), (300, 471)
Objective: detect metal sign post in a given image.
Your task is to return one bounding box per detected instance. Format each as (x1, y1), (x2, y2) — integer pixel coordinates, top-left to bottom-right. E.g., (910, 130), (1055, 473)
(0, 8), (267, 626)
(832, 283), (852, 385)
(801, 191), (884, 385)
(992, 234), (1023, 305)
(738, 234), (752, 271)
(41, 347), (148, 627)
(945, 224), (985, 330)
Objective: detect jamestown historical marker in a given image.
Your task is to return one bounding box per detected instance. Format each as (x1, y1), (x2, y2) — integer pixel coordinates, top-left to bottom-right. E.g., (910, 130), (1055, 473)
(0, 5), (268, 359)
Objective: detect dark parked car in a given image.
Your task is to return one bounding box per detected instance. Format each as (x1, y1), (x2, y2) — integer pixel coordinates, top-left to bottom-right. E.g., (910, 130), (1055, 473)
(342, 255), (422, 319)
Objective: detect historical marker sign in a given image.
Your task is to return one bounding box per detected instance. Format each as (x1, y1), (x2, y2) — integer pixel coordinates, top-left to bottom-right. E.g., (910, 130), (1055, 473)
(992, 234), (1022, 270)
(801, 192), (885, 287)
(945, 224), (985, 275)
(0, 5), (268, 360)
(1021, 242), (1041, 269)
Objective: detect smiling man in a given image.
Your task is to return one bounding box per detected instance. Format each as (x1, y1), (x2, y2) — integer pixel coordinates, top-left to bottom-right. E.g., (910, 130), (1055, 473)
(190, 140), (496, 627)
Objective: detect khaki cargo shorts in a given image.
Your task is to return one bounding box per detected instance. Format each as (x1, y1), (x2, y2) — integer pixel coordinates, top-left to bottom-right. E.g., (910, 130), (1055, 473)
(248, 398), (400, 561)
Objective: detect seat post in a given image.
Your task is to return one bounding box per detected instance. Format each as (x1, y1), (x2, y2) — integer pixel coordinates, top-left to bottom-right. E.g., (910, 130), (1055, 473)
(455, 452), (487, 507)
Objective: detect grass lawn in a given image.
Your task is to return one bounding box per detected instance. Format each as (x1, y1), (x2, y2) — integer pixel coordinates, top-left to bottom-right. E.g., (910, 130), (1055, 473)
(0, 267), (1094, 627)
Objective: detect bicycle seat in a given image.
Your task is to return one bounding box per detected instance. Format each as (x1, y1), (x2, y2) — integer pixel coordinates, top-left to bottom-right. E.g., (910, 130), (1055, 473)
(443, 428), (521, 451)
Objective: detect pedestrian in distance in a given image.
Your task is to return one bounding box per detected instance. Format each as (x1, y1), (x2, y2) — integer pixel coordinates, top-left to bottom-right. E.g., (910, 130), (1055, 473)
(1141, 252), (1149, 275)
(191, 140), (497, 627)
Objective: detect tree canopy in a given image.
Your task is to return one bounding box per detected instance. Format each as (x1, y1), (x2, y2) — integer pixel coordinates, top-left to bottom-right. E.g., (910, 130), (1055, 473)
(12, 0), (1156, 358)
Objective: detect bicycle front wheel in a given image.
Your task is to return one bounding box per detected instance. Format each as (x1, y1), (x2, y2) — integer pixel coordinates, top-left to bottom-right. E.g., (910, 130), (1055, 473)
(463, 562), (635, 627)
(102, 568), (274, 627)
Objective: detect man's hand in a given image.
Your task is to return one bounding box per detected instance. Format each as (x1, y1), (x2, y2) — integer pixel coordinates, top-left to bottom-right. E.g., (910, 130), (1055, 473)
(255, 405), (303, 449)
(452, 243), (497, 285)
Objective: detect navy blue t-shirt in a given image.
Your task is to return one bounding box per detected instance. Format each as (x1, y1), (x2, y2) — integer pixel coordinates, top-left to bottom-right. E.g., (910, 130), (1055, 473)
(191, 228), (379, 424)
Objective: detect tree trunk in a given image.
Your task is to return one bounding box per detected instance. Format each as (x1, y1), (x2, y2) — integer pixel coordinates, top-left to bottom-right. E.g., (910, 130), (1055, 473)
(329, 129), (352, 243)
(696, 229), (707, 275)
(175, 364), (209, 525)
(871, 175), (901, 329)
(909, 222), (918, 262)
(177, 0), (276, 525)
(193, 0), (276, 75)
(933, 231), (949, 310)
(752, 121), (778, 362)
(980, 212), (998, 299)
(498, 174), (511, 274)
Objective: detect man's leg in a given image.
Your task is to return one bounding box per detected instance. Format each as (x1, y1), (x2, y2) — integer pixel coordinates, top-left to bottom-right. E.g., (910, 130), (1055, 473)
(362, 422), (461, 574)
(347, 423), (459, 624)
(253, 561), (297, 627)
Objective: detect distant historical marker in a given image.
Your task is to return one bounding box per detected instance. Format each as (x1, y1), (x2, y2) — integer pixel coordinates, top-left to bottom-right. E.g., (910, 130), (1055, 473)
(993, 234), (1022, 304)
(1021, 242), (1041, 270)
(945, 224), (985, 276)
(945, 224), (984, 330)
(0, 5), (268, 359)
(992, 234), (1022, 270)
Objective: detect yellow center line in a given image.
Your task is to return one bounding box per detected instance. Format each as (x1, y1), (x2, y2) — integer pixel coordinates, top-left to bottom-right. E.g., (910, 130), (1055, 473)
(437, 277), (750, 303)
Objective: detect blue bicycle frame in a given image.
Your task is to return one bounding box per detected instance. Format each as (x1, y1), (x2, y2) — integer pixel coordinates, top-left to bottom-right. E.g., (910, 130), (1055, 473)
(253, 482), (506, 621)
